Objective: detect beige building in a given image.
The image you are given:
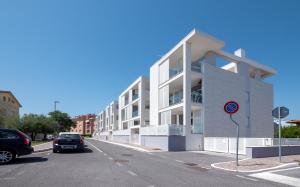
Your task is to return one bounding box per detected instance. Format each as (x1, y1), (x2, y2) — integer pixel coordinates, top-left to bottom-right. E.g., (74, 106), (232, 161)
(0, 91), (22, 127)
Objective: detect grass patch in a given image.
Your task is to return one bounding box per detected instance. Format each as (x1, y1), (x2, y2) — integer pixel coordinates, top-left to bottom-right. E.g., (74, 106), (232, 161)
(31, 140), (50, 146)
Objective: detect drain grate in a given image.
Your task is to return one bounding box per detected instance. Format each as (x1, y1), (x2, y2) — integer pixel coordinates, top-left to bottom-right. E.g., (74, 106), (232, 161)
(121, 154), (133, 157)
(184, 162), (198, 166)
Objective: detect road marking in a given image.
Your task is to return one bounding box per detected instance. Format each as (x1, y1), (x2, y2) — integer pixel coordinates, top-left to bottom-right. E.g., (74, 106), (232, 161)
(108, 157), (113, 160)
(86, 141), (103, 153)
(236, 175), (258, 182)
(128, 170), (137, 176)
(0, 177), (16, 180)
(175, 160), (184, 163)
(116, 162), (123, 167)
(200, 166), (211, 170)
(249, 172), (300, 187)
(104, 153), (107, 156)
(147, 152), (153, 155)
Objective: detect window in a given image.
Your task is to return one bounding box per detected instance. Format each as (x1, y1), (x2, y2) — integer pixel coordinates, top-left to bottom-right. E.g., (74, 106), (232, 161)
(0, 131), (19, 139)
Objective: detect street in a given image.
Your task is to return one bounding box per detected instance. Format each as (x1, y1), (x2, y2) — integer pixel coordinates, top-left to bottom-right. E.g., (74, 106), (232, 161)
(0, 139), (289, 187)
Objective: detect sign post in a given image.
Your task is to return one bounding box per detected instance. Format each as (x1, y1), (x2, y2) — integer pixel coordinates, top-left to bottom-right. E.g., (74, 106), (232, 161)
(272, 106), (289, 163)
(224, 101), (240, 166)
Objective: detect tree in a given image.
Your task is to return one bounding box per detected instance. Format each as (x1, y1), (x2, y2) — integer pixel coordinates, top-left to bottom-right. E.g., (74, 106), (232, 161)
(20, 114), (41, 141)
(48, 111), (75, 133)
(275, 125), (300, 138)
(40, 117), (58, 140)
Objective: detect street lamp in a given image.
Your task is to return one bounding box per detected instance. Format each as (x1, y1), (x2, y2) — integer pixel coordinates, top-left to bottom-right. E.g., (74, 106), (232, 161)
(54, 101), (60, 111)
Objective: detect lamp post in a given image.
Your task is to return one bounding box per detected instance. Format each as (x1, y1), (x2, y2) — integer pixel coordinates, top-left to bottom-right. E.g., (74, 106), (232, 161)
(54, 101), (60, 111)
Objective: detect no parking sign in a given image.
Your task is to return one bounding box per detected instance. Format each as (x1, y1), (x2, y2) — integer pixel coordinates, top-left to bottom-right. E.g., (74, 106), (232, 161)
(224, 101), (239, 115)
(224, 100), (240, 166)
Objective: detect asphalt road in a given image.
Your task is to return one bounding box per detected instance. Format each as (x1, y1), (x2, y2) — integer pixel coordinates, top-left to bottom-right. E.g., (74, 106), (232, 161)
(0, 139), (288, 187)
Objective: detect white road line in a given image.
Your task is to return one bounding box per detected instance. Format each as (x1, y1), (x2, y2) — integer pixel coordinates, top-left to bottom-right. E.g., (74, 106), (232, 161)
(108, 157), (113, 160)
(200, 166), (211, 170)
(104, 153), (107, 156)
(267, 166), (300, 173)
(87, 141), (103, 153)
(116, 162), (123, 167)
(236, 175), (258, 182)
(249, 172), (300, 187)
(147, 152), (153, 155)
(175, 160), (184, 163)
(0, 177), (16, 180)
(128, 170), (137, 176)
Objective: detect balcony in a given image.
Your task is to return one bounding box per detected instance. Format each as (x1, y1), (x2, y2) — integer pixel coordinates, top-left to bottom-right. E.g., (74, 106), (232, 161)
(132, 93), (139, 101)
(191, 89), (202, 103)
(169, 91), (183, 106)
(132, 110), (139, 118)
(124, 98), (129, 106)
(169, 66), (183, 79)
(191, 62), (202, 73)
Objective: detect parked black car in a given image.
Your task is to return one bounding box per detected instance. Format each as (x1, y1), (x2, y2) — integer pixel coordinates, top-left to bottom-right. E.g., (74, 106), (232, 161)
(53, 132), (85, 153)
(0, 128), (34, 164)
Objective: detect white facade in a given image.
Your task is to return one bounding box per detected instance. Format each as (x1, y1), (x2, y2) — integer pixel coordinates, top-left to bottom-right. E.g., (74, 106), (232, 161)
(142, 29), (276, 151)
(94, 29), (276, 152)
(117, 76), (150, 144)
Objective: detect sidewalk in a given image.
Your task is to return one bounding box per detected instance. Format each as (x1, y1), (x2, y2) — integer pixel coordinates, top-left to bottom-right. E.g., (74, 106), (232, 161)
(90, 138), (163, 152)
(33, 141), (53, 152)
(212, 155), (300, 172)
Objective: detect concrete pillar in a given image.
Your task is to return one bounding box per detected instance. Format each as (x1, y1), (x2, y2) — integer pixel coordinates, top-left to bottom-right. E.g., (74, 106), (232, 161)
(183, 42), (192, 150)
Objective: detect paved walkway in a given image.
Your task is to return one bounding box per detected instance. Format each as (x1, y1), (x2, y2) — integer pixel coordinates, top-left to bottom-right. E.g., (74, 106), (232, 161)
(212, 155), (300, 172)
(33, 141), (53, 152)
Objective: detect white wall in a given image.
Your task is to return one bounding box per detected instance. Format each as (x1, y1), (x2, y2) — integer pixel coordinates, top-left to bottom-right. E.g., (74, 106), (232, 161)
(150, 64), (159, 126)
(203, 63), (273, 138)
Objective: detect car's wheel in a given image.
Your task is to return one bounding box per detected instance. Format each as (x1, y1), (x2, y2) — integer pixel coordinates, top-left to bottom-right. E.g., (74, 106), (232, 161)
(52, 149), (58, 153)
(0, 150), (16, 164)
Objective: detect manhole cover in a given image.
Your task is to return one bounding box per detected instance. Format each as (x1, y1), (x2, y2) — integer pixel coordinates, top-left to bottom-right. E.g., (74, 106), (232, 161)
(121, 154), (133, 157)
(184, 162), (197, 166)
(114, 159), (129, 163)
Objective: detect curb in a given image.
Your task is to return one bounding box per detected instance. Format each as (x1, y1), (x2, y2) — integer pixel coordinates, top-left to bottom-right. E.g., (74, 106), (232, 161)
(211, 160), (299, 173)
(34, 148), (52, 153)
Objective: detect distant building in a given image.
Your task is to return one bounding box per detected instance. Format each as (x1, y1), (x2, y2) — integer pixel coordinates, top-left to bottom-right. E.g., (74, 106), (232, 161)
(71, 114), (96, 135)
(0, 90), (22, 126)
(287, 120), (300, 127)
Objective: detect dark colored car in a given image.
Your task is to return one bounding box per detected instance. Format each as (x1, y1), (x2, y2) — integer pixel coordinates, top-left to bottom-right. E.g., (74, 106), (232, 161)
(53, 133), (85, 153)
(0, 128), (34, 164)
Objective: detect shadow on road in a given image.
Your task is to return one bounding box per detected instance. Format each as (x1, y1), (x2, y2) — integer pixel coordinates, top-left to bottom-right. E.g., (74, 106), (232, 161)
(11, 157), (48, 165)
(57, 148), (93, 154)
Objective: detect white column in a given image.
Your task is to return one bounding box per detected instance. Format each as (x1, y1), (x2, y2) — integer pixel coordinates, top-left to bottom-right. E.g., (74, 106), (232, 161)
(183, 41), (192, 150)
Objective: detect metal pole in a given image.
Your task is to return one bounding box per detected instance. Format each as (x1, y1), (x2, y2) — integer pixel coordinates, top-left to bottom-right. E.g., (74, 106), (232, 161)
(230, 115), (239, 166)
(278, 107), (282, 163)
(236, 123), (239, 166)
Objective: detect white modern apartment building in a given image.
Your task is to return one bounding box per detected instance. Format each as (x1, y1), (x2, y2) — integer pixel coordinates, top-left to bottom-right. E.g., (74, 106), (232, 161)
(94, 29), (276, 152)
(96, 101), (118, 140)
(113, 76), (150, 144)
(139, 29), (276, 151)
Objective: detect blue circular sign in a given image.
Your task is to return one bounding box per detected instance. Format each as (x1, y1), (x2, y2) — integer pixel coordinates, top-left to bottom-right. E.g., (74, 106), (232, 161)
(224, 101), (239, 114)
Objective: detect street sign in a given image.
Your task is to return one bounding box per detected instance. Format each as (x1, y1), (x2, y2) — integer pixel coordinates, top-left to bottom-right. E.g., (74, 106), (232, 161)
(272, 106), (289, 118)
(224, 101), (240, 166)
(273, 106), (289, 163)
(224, 101), (239, 114)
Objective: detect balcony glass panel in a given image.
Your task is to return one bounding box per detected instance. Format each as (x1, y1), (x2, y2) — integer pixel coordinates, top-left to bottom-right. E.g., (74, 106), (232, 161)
(132, 110), (139, 118)
(169, 91), (183, 106)
(132, 93), (139, 101)
(191, 89), (202, 103)
(169, 66), (183, 79)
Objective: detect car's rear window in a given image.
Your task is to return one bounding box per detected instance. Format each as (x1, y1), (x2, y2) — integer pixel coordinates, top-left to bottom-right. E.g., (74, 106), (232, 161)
(59, 134), (81, 139)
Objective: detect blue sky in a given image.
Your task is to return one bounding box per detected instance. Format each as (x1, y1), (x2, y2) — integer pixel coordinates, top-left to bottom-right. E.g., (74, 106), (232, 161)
(0, 0), (299, 120)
